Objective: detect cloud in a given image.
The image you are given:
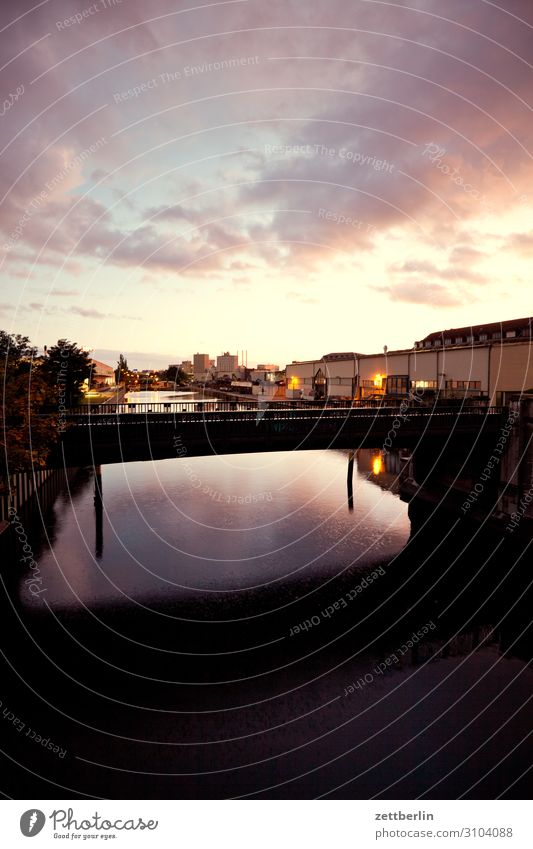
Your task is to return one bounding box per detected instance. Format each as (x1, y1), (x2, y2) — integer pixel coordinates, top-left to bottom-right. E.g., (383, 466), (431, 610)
(1, 0), (532, 358)
(505, 231), (533, 256)
(2, 0), (531, 281)
(68, 306), (141, 321)
(49, 288), (78, 297)
(68, 306), (106, 319)
(377, 281), (469, 307)
(22, 302), (140, 321)
(388, 257), (487, 286)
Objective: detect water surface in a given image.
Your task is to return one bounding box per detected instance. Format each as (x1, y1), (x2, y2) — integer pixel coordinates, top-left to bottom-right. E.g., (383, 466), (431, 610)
(2, 448), (532, 800)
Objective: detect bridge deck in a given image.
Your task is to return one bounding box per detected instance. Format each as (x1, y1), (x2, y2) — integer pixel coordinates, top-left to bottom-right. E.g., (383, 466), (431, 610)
(49, 405), (506, 467)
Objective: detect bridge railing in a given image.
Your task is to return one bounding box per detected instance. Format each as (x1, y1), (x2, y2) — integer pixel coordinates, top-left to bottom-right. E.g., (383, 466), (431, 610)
(60, 405), (506, 427)
(62, 399), (499, 417)
(63, 400), (394, 416)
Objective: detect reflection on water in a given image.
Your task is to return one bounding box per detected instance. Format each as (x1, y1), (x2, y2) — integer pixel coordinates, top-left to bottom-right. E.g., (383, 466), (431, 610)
(124, 390), (219, 404)
(19, 450), (410, 609)
(1, 448), (532, 800)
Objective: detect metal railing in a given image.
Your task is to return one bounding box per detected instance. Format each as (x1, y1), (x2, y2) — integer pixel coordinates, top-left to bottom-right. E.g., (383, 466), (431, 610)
(63, 398), (495, 417)
(61, 405), (506, 427)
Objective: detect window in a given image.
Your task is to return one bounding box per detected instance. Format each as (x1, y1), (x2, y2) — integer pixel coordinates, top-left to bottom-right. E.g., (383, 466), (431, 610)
(412, 380), (437, 390)
(445, 380), (481, 390)
(386, 376), (409, 395)
(505, 330), (516, 338)
(467, 335), (474, 343)
(454, 336), (463, 344)
(492, 332), (501, 340)
(444, 338), (452, 346)
(424, 340), (432, 348)
(479, 333), (487, 341)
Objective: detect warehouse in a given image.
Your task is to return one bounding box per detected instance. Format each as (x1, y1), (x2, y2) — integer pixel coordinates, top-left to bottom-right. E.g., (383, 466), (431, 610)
(285, 317), (533, 404)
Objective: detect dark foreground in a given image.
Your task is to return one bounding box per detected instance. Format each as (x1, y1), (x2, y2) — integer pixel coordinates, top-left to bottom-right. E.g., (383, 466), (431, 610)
(1, 454), (532, 799)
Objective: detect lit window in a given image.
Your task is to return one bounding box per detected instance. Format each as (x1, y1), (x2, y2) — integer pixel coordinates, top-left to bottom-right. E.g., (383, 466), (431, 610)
(412, 380), (436, 389)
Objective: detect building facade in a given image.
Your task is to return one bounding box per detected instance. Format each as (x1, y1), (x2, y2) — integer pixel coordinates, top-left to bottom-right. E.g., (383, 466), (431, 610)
(286, 353), (358, 401)
(193, 353), (210, 378)
(286, 318), (533, 404)
(88, 359), (115, 389)
(216, 352), (239, 377)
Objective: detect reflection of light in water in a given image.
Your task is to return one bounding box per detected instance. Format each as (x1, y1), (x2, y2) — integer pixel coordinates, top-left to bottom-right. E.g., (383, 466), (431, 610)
(21, 451), (410, 608)
(372, 455), (383, 475)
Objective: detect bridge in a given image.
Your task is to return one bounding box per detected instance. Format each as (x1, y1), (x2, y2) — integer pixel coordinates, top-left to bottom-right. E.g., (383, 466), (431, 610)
(50, 401), (506, 467)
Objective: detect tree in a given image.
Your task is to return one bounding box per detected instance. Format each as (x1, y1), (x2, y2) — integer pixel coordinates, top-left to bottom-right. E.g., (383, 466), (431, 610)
(40, 339), (92, 407)
(0, 331), (58, 486)
(115, 353), (128, 385)
(0, 330), (37, 366)
(164, 366), (189, 386)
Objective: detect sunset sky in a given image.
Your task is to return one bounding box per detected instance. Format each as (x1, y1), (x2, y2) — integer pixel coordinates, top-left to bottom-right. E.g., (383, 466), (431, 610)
(1, 0), (532, 369)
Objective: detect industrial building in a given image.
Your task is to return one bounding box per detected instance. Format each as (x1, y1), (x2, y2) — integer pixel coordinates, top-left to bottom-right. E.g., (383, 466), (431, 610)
(193, 353), (210, 379)
(87, 359), (115, 390)
(216, 351), (239, 377)
(285, 317), (533, 405)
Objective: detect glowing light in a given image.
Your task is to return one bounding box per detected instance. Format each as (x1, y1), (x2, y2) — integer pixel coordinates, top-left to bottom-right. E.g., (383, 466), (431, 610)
(373, 373), (385, 388)
(290, 376), (299, 387)
(372, 455), (383, 475)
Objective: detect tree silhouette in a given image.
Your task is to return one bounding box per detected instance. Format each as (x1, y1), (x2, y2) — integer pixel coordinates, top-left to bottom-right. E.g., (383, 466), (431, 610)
(0, 331), (58, 485)
(115, 353), (129, 385)
(41, 339), (92, 407)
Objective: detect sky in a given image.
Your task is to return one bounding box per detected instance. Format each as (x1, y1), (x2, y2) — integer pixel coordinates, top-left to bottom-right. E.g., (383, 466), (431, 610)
(0, 0), (532, 370)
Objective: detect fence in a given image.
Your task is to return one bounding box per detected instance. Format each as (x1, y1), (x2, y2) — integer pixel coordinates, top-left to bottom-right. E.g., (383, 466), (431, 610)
(0, 467), (74, 523)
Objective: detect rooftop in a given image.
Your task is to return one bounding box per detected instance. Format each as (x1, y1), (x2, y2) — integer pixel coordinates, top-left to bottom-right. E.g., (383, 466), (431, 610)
(89, 359), (114, 374)
(416, 316), (532, 348)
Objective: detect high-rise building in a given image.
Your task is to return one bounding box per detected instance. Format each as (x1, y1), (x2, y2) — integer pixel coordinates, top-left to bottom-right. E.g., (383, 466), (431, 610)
(216, 352), (239, 377)
(193, 353), (210, 376)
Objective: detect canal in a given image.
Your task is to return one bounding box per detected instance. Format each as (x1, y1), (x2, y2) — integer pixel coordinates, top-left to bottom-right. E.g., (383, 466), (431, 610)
(1, 447), (532, 799)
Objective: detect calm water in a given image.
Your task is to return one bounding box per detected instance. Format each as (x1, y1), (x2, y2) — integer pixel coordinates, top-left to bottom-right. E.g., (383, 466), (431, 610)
(21, 450), (409, 609)
(124, 390), (219, 404)
(2, 449), (532, 799)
